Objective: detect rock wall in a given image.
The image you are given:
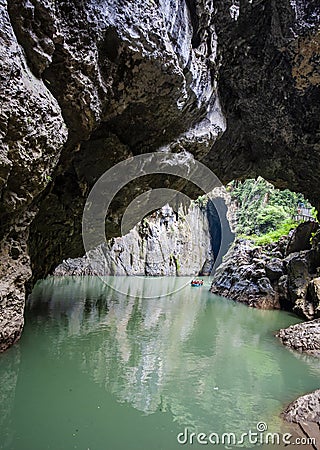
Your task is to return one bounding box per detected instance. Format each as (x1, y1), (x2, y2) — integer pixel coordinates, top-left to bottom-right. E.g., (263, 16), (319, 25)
(0, 0), (224, 350)
(211, 222), (320, 318)
(204, 0), (320, 210)
(0, 2), (67, 350)
(0, 1), (320, 350)
(55, 202), (215, 277)
(54, 189), (235, 277)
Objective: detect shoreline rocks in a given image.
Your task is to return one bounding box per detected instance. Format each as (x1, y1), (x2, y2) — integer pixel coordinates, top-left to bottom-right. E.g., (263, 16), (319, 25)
(283, 389), (320, 423)
(277, 319), (320, 357)
(210, 238), (286, 310)
(282, 390), (320, 449)
(278, 320), (320, 445)
(211, 222), (320, 319)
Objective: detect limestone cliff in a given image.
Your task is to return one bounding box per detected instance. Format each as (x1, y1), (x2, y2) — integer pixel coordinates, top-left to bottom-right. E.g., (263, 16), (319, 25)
(55, 203), (215, 277)
(0, 0), (223, 350)
(0, 1), (320, 350)
(54, 188), (235, 277)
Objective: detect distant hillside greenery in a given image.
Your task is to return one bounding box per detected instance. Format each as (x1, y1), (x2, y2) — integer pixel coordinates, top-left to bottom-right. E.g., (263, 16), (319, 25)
(228, 177), (316, 244)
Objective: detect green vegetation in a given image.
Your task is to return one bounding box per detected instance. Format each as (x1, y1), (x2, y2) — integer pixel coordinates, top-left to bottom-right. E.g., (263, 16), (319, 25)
(241, 219), (299, 246)
(174, 256), (181, 273)
(229, 177), (314, 244)
(193, 195), (208, 209)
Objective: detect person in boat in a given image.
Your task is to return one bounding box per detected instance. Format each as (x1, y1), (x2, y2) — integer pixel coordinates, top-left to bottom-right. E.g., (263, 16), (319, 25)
(191, 279), (203, 285)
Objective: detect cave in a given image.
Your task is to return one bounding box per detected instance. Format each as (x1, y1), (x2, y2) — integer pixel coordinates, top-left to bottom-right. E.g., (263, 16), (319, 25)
(0, 1), (320, 445)
(1, 0), (320, 349)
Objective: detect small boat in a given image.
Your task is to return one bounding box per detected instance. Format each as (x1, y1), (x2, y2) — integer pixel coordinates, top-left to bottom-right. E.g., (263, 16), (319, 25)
(191, 279), (203, 287)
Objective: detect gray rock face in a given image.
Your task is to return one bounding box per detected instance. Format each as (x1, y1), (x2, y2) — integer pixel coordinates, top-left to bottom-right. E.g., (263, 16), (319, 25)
(204, 1), (320, 211)
(211, 222), (320, 318)
(278, 320), (320, 443)
(282, 389), (320, 447)
(55, 203), (215, 277)
(277, 319), (320, 356)
(283, 389), (320, 423)
(0, 1), (67, 351)
(0, 0), (320, 351)
(210, 239), (284, 309)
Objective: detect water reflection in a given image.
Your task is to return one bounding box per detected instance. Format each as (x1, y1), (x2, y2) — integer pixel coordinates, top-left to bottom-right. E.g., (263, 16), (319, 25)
(0, 346), (20, 450)
(27, 277), (319, 433)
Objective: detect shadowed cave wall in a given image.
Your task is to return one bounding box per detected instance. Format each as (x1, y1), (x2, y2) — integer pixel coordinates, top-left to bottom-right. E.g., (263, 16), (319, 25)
(0, 0), (319, 350)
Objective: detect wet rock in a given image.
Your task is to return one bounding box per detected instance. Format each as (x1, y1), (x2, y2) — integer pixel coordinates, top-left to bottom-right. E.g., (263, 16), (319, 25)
(286, 252), (312, 314)
(279, 320), (320, 444)
(211, 222), (320, 319)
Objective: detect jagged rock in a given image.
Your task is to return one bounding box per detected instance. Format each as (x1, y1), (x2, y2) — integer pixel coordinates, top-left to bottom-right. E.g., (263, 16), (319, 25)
(1, 0), (320, 351)
(277, 319), (320, 356)
(286, 251), (313, 316)
(210, 239), (282, 309)
(308, 278), (320, 318)
(283, 389), (320, 434)
(279, 321), (320, 443)
(265, 258), (283, 281)
(54, 195), (235, 277)
(0, 2), (67, 351)
(286, 221), (319, 255)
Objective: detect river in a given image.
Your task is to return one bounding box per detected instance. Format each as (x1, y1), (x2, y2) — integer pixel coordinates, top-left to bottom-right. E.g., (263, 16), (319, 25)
(0, 276), (319, 450)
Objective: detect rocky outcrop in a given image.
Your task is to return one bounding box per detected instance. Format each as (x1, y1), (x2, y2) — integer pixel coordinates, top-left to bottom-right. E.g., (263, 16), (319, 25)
(211, 222), (320, 318)
(1, 1), (320, 351)
(210, 238), (286, 309)
(283, 389), (320, 422)
(278, 321), (320, 444)
(0, 2), (67, 351)
(277, 319), (320, 356)
(283, 390), (320, 448)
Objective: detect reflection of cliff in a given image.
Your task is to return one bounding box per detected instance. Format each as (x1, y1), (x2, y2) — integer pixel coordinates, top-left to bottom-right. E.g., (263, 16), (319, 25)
(0, 347), (20, 449)
(55, 193), (234, 277)
(25, 277), (320, 437)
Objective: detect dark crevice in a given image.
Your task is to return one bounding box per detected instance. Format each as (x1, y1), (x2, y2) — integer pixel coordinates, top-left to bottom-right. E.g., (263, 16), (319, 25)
(185, 0), (201, 48)
(207, 198), (235, 269)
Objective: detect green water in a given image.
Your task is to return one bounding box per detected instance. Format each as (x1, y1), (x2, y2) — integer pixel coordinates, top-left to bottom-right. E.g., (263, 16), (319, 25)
(0, 276), (319, 450)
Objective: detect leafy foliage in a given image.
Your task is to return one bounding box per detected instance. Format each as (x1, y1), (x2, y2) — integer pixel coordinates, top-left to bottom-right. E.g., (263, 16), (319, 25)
(229, 177), (313, 241)
(241, 219), (300, 245)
